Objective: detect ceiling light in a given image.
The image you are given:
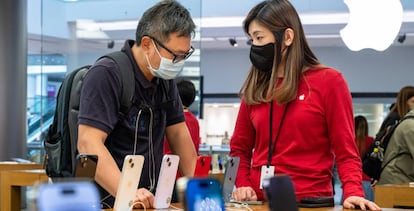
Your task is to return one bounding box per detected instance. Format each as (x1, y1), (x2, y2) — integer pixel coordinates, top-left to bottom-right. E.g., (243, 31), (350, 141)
(107, 40), (115, 49)
(229, 38), (238, 47)
(397, 33), (406, 43)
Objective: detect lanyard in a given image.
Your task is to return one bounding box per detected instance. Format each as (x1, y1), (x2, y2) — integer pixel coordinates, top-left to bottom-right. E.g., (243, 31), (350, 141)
(267, 101), (290, 167)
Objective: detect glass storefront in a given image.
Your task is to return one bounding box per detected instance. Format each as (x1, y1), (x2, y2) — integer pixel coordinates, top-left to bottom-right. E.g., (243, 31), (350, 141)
(26, 0), (201, 163)
(26, 0), (398, 164)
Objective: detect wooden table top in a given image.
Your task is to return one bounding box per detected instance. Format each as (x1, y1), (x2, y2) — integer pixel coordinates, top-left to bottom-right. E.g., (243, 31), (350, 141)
(102, 204), (414, 211)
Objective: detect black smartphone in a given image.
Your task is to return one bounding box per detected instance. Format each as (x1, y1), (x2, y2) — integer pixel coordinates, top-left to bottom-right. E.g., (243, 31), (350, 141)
(185, 178), (225, 211)
(74, 153), (98, 178)
(36, 181), (100, 211)
(263, 174), (299, 211)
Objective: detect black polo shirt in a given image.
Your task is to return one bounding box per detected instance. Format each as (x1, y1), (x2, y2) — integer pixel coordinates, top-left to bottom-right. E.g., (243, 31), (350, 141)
(78, 40), (185, 207)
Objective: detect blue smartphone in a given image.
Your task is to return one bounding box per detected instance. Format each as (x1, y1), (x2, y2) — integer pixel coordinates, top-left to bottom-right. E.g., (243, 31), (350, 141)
(36, 181), (100, 211)
(185, 178), (224, 211)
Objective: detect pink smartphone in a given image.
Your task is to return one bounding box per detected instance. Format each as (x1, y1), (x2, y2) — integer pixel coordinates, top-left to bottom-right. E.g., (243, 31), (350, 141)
(153, 154), (180, 209)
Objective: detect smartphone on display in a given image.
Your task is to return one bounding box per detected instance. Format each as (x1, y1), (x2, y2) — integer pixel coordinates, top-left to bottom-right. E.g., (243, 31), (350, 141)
(185, 178), (225, 211)
(222, 156), (240, 203)
(113, 155), (145, 211)
(74, 153), (98, 178)
(154, 154), (180, 209)
(194, 155), (212, 177)
(36, 181), (100, 211)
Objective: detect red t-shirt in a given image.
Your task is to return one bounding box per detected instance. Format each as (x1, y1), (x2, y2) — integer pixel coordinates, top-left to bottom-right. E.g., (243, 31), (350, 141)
(230, 68), (364, 201)
(164, 110), (200, 155)
(357, 136), (374, 181)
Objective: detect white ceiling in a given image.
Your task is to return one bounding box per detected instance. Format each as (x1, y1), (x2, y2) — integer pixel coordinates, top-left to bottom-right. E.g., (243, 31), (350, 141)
(29, 0), (414, 54)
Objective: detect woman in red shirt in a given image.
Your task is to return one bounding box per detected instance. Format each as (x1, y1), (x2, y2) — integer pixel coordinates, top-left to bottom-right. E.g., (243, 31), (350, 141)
(354, 115), (374, 201)
(229, 1), (380, 210)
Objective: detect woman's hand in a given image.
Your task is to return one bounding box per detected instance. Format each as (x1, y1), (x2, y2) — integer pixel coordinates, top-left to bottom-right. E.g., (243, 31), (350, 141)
(232, 186), (258, 201)
(343, 196), (381, 211)
(133, 188), (155, 209)
(371, 179), (378, 187)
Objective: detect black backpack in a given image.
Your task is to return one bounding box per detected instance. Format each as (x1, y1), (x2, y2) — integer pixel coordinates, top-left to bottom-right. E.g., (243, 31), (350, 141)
(362, 115), (414, 180)
(43, 51), (135, 177)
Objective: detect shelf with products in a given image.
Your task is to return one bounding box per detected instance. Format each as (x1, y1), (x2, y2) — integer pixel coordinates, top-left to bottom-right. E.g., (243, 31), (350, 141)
(198, 144), (231, 174)
(199, 144), (230, 155)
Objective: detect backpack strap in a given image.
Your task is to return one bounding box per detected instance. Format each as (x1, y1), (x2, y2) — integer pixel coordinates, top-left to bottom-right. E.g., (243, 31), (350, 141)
(101, 51), (135, 117)
(379, 115), (414, 172)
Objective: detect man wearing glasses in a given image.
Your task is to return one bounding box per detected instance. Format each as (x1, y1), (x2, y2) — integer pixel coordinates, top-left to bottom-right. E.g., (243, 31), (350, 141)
(77, 0), (197, 209)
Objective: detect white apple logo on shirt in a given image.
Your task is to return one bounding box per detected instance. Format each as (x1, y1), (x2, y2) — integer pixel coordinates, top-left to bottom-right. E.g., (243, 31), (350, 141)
(340, 0), (403, 51)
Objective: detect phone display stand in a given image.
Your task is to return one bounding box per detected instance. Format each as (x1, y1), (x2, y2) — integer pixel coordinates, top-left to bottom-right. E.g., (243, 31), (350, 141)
(263, 174), (299, 211)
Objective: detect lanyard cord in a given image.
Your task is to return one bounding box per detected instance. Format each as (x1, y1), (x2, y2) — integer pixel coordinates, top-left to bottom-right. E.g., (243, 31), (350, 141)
(267, 101), (290, 167)
(133, 107), (156, 192)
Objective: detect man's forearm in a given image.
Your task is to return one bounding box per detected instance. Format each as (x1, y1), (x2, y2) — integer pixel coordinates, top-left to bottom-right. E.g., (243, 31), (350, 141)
(78, 125), (121, 196)
(94, 147), (122, 196)
(178, 147), (197, 176)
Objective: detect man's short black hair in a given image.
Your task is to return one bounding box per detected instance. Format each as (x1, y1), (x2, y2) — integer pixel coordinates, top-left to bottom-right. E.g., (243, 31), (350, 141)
(176, 79), (196, 108)
(135, 0), (195, 45)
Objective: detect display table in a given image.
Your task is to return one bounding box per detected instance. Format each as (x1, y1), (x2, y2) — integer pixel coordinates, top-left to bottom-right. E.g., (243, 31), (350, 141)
(0, 169), (49, 211)
(0, 162), (43, 171)
(375, 183), (414, 208)
(103, 205), (413, 211)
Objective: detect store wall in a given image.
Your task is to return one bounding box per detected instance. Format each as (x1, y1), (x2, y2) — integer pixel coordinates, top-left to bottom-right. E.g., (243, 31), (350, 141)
(201, 46), (414, 94)
(70, 45), (414, 96)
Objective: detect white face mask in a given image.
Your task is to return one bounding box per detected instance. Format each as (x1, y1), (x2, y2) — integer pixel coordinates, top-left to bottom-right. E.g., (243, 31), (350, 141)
(146, 41), (185, 80)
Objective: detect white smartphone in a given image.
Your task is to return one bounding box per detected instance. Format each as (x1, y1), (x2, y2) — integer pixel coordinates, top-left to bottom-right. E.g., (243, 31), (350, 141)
(113, 155), (145, 211)
(36, 181), (100, 211)
(153, 154), (180, 209)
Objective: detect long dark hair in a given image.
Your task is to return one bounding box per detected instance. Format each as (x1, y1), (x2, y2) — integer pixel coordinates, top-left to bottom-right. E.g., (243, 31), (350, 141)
(354, 115), (369, 154)
(395, 86), (414, 118)
(240, 0), (320, 105)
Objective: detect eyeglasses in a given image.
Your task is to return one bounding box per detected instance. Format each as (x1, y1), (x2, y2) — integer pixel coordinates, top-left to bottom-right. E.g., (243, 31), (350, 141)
(147, 35), (194, 63)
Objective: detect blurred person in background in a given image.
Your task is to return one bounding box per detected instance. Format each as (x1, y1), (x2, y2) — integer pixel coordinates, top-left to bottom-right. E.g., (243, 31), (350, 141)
(354, 115), (374, 201)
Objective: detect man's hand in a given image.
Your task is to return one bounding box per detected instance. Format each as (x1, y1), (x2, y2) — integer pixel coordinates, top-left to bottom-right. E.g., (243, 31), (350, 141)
(133, 188), (155, 209)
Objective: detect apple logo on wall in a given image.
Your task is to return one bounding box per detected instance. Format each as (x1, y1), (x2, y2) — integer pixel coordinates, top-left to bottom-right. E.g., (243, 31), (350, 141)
(340, 0), (403, 51)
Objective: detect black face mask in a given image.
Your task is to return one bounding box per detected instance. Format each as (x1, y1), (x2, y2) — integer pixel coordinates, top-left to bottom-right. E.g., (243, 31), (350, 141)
(249, 42), (275, 72)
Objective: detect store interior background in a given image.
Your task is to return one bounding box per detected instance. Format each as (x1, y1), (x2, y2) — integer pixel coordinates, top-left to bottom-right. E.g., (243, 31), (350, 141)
(26, 0), (414, 162)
